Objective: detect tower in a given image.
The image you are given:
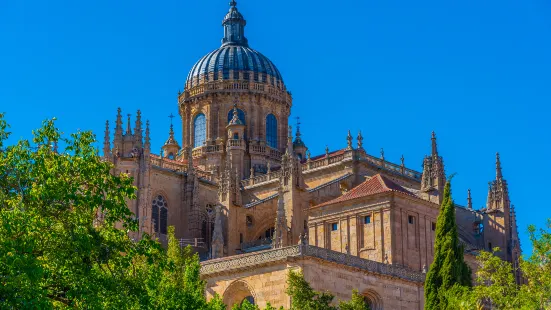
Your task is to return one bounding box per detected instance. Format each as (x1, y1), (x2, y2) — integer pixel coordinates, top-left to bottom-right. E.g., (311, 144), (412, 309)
(162, 114), (180, 160)
(484, 153), (520, 272)
(292, 117), (308, 161)
(420, 132), (446, 204)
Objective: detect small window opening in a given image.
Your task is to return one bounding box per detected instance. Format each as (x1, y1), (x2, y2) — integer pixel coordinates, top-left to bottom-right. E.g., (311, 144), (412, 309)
(331, 223), (338, 231)
(364, 215), (372, 224)
(408, 215), (415, 225)
(432, 222), (436, 231)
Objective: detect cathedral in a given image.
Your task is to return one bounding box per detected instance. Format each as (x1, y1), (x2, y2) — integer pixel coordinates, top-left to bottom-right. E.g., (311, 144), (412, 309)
(102, 2), (521, 309)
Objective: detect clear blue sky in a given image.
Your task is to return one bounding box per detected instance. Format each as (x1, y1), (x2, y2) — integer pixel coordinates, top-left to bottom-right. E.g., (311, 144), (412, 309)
(1, 0), (550, 253)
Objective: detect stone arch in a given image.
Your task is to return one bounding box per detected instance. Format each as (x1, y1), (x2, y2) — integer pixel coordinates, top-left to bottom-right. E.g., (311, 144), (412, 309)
(222, 280), (256, 308)
(360, 289), (383, 310)
(249, 214), (276, 241)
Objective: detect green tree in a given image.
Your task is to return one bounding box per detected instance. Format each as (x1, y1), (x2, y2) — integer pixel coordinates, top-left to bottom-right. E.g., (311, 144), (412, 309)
(286, 270), (337, 310)
(424, 180), (471, 310)
(338, 290), (370, 310)
(0, 115), (221, 309)
(446, 220), (551, 310)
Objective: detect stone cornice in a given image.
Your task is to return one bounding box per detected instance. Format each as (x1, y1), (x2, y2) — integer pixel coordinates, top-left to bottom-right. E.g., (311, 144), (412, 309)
(200, 245), (426, 283)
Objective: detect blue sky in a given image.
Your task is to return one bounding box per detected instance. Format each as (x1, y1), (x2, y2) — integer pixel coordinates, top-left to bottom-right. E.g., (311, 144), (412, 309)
(1, 0), (550, 252)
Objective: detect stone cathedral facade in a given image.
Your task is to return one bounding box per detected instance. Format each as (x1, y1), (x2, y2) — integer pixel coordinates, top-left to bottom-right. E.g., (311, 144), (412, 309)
(102, 2), (521, 309)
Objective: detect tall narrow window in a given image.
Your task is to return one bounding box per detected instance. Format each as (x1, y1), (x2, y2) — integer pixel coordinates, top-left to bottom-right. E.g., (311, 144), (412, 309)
(266, 114), (278, 148)
(194, 114), (206, 147)
(152, 195), (168, 235)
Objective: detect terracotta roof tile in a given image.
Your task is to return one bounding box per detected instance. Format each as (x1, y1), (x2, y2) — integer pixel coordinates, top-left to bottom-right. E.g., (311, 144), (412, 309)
(311, 174), (413, 209)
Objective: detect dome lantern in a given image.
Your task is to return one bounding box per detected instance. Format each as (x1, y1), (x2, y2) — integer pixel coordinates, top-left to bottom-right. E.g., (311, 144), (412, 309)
(222, 1), (248, 47)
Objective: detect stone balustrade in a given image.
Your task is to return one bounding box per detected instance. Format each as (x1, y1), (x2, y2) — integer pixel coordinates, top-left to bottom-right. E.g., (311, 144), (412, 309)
(192, 145), (224, 158)
(181, 80), (292, 103)
(227, 139), (244, 148)
(200, 245), (426, 283)
(150, 155), (185, 171)
(241, 170), (282, 187)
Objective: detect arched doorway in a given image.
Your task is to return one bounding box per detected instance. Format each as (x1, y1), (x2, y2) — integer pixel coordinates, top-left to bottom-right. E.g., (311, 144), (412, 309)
(222, 280), (256, 308)
(361, 289), (383, 310)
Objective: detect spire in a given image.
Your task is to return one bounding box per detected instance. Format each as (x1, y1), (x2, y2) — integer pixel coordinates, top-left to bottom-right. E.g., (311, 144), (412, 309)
(357, 130), (364, 150)
(286, 125), (293, 154)
(144, 120), (151, 153)
(496, 152), (503, 180)
(103, 120), (110, 157)
(273, 186), (288, 249)
(165, 115), (178, 146)
(115, 108), (123, 141)
(346, 130), (353, 150)
(295, 117), (301, 140)
(431, 131), (438, 156)
(380, 148), (385, 161)
(134, 110), (143, 147)
(126, 114), (132, 135)
(221, 0), (248, 47)
(467, 189), (473, 209)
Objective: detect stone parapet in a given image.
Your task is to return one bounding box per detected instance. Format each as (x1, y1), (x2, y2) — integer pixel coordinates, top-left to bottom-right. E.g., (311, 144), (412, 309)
(200, 245), (426, 283)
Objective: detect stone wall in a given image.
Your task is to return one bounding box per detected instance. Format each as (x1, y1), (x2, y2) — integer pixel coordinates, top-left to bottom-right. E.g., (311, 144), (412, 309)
(201, 245), (425, 309)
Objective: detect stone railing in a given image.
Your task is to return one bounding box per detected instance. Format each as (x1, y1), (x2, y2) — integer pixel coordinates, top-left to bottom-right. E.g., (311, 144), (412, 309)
(361, 154), (421, 180)
(201, 245), (426, 283)
(301, 150), (421, 180)
(250, 144), (266, 154)
(268, 147), (283, 160)
(182, 80), (292, 103)
(227, 139), (244, 148)
(192, 145), (224, 158)
(150, 155), (185, 172)
(241, 170), (282, 187)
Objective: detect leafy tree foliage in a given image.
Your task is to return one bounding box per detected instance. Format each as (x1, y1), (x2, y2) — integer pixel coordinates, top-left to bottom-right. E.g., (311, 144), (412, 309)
(286, 270), (337, 310)
(338, 290), (370, 310)
(0, 115), (223, 309)
(424, 180), (472, 310)
(446, 220), (551, 310)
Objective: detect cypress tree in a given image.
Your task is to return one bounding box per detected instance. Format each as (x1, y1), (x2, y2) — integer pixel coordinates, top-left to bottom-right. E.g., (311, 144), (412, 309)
(424, 180), (471, 310)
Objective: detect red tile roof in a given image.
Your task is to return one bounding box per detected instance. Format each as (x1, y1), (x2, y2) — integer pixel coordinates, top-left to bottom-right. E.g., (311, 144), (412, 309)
(311, 174), (413, 209)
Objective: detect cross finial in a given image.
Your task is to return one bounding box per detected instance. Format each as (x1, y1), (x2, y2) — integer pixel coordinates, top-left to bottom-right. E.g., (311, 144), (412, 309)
(168, 113), (175, 126)
(230, 0), (237, 7)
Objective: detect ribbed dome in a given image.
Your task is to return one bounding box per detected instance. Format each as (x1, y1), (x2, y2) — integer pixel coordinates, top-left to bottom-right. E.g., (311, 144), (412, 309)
(184, 1), (285, 91)
(185, 46), (284, 89)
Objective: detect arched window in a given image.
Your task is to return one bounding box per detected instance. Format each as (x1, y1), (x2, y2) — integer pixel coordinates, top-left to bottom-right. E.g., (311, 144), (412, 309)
(266, 114), (277, 148)
(227, 108), (246, 125)
(168, 153), (175, 160)
(152, 195), (168, 235)
(194, 114), (206, 148)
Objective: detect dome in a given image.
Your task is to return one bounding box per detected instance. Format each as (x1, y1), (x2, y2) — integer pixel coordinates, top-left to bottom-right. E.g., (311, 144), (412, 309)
(185, 46), (284, 89)
(184, 1), (285, 91)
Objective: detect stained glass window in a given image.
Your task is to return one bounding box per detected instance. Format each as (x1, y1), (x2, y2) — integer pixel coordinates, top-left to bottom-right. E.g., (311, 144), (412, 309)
(266, 114), (277, 148)
(152, 195), (168, 235)
(194, 114), (206, 148)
